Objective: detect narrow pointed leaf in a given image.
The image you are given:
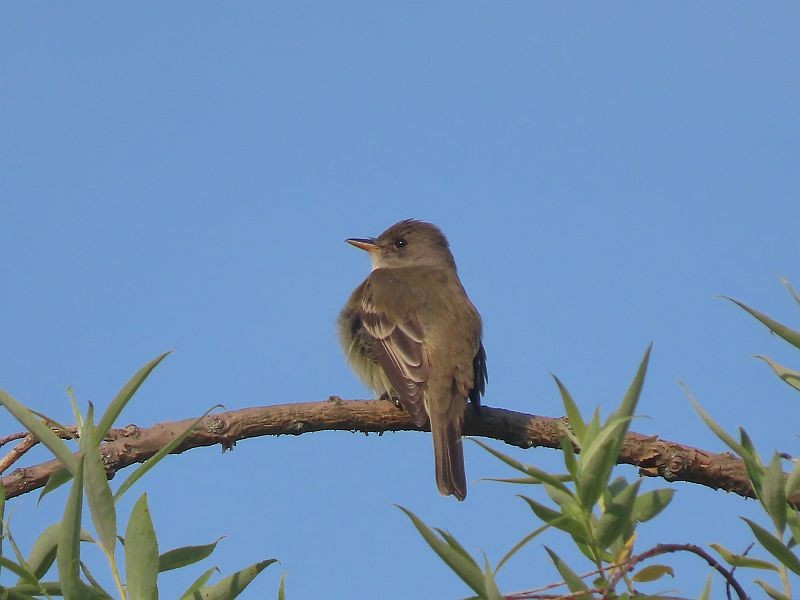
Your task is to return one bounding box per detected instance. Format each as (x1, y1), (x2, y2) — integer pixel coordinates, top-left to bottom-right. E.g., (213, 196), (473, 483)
(761, 453), (787, 533)
(0, 557), (39, 586)
(518, 496), (587, 542)
(495, 525), (549, 573)
(553, 375), (585, 441)
(756, 355), (800, 392)
(277, 573), (287, 600)
(631, 564), (674, 582)
(632, 489), (674, 522)
(67, 387), (83, 436)
(396, 506), (484, 595)
(191, 559), (277, 599)
(577, 345), (650, 509)
(782, 278), (800, 306)
(560, 433), (578, 477)
(179, 567), (219, 599)
(114, 405), (221, 501)
(83, 446), (117, 557)
(710, 543), (780, 571)
(742, 517), (800, 574)
(688, 393), (747, 457)
(574, 414), (633, 508)
(472, 439), (570, 492)
(596, 480), (642, 549)
(436, 528), (475, 562)
(159, 539), (223, 572)
(482, 555), (504, 600)
(39, 468), (73, 504)
(125, 493), (159, 600)
(544, 547), (589, 595)
(786, 459), (800, 498)
(25, 523), (61, 580)
(698, 573), (713, 600)
(755, 578), (792, 600)
(95, 352), (170, 443)
(725, 296), (800, 350)
(56, 455), (84, 598)
(0, 390), (78, 473)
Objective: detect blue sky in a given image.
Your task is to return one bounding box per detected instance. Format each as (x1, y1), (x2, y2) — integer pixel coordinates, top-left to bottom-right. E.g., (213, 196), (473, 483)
(2, 3), (799, 598)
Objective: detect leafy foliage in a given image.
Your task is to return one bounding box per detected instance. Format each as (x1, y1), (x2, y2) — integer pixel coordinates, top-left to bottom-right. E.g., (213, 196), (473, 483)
(0, 354), (278, 599)
(404, 280), (800, 600)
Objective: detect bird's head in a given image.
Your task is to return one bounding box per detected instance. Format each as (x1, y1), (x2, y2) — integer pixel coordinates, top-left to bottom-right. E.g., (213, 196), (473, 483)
(346, 219), (456, 271)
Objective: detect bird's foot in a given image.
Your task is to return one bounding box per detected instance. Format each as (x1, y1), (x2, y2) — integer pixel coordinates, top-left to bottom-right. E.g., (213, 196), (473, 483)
(379, 391), (403, 409)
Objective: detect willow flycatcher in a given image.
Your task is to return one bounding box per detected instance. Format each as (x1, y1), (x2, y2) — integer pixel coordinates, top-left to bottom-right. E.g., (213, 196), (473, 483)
(338, 219), (487, 500)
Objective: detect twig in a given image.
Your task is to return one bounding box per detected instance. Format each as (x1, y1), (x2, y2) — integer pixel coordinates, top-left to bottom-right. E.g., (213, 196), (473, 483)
(0, 434), (38, 474)
(608, 543), (748, 600)
(0, 432), (29, 448)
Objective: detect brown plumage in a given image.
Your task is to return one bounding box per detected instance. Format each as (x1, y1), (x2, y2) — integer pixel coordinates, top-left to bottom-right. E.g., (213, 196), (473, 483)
(338, 220), (487, 500)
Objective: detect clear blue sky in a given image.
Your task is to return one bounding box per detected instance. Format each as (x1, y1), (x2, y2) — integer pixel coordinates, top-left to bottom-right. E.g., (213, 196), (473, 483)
(2, 3), (799, 598)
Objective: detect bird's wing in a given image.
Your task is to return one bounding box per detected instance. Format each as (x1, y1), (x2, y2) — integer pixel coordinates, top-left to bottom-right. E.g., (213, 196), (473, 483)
(359, 276), (430, 427)
(469, 341), (488, 410)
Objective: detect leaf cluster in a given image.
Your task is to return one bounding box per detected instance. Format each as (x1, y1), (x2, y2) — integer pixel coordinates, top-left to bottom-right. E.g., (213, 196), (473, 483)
(0, 354), (278, 599)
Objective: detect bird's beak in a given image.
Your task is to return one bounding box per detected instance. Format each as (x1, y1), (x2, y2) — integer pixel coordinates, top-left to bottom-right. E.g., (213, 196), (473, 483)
(346, 237), (379, 253)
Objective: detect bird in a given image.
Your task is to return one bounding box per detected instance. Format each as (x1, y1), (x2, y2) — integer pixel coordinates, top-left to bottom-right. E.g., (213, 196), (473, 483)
(338, 219), (487, 500)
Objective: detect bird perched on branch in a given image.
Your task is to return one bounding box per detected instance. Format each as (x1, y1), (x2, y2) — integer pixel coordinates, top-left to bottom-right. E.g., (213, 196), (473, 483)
(338, 219), (487, 500)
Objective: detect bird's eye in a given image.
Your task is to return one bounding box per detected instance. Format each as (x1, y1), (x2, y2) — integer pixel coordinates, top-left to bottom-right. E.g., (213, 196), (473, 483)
(394, 238), (407, 248)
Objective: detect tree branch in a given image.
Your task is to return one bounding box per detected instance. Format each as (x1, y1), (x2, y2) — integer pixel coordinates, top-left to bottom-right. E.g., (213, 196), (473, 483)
(0, 399), (789, 505)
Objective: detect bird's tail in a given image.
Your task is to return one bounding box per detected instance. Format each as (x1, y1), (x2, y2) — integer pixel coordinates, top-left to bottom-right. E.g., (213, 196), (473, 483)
(431, 412), (467, 500)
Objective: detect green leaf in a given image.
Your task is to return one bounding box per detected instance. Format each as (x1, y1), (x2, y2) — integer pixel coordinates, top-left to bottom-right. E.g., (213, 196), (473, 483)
(742, 517), (800, 575)
(725, 296), (800, 350)
(67, 387), (83, 436)
(124, 493), (159, 600)
(472, 439), (571, 493)
(435, 528), (476, 564)
(396, 506), (484, 595)
(698, 574), (713, 600)
(0, 557), (39, 586)
(761, 453), (787, 533)
(632, 489), (674, 523)
(782, 278), (800, 306)
(595, 480), (642, 549)
(560, 433), (578, 478)
(495, 524), (549, 573)
(518, 496), (587, 543)
(39, 468), (73, 504)
(179, 567), (219, 599)
(83, 446), (117, 557)
(25, 523), (61, 580)
(755, 578), (792, 600)
(710, 543), (780, 571)
(544, 547), (589, 596)
(756, 355), (800, 392)
(787, 512), (800, 548)
(95, 352), (170, 444)
(114, 405), (221, 501)
(189, 559), (277, 599)
(631, 564), (674, 582)
(56, 454), (84, 599)
(544, 483), (575, 508)
(159, 539), (223, 572)
(553, 375), (585, 442)
(574, 414), (633, 509)
(687, 391), (747, 458)
(277, 573), (287, 600)
(482, 555), (504, 600)
(0, 390), (78, 473)
(785, 458), (800, 497)
(576, 345), (651, 509)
